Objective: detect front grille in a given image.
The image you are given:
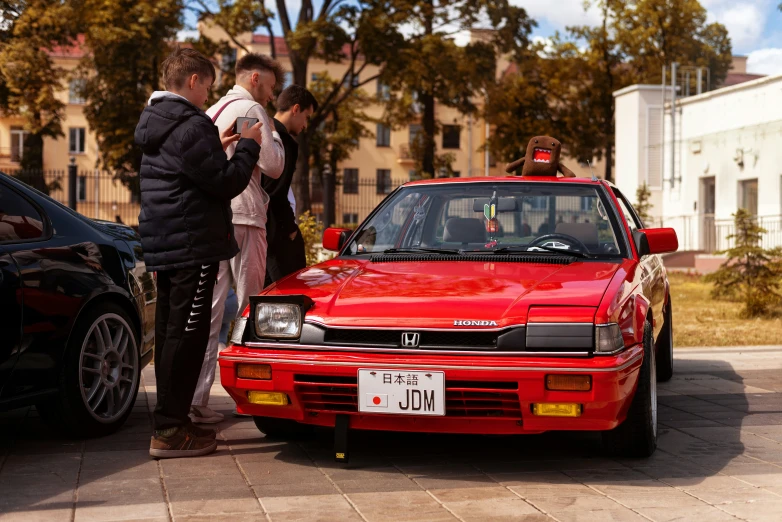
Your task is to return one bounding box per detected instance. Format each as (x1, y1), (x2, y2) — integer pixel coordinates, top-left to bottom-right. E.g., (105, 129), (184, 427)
(293, 375), (521, 419)
(323, 329), (499, 348)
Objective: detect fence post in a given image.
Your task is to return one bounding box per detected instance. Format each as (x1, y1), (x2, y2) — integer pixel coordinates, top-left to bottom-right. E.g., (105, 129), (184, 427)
(67, 157), (77, 210)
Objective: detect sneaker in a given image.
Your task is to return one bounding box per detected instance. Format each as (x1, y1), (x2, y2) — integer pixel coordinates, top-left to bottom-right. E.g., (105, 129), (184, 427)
(149, 424), (217, 459)
(189, 405), (225, 424)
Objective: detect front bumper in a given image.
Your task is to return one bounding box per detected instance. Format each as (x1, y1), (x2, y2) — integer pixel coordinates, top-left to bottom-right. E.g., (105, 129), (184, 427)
(218, 344), (643, 435)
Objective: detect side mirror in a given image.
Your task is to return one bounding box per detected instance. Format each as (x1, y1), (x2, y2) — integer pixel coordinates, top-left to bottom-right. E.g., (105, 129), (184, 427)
(323, 228), (352, 252)
(635, 228), (679, 256)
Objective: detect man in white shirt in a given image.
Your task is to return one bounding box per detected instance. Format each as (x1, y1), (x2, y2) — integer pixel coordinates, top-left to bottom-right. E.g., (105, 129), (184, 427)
(191, 53), (286, 423)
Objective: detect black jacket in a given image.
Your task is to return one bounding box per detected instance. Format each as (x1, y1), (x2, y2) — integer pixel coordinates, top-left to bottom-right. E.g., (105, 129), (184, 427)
(262, 118), (299, 246)
(135, 94), (261, 272)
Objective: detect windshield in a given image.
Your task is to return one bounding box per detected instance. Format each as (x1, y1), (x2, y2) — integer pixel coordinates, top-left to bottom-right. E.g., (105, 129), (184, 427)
(344, 182), (627, 258)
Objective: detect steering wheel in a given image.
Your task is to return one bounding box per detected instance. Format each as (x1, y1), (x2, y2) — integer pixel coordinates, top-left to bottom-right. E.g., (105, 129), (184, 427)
(528, 233), (590, 254)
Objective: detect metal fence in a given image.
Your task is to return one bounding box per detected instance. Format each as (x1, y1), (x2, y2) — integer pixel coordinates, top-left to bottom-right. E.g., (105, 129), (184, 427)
(6, 169), (409, 229)
(661, 214), (782, 253)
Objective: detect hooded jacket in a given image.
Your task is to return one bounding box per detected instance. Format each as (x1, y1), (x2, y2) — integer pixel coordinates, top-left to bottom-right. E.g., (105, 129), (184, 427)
(135, 92), (261, 272)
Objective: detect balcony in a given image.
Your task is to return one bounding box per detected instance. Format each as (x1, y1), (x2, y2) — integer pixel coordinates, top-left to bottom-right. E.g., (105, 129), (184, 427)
(397, 143), (414, 165)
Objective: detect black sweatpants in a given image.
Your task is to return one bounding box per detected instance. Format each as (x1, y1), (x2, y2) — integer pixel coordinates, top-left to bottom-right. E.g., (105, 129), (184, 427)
(153, 263), (219, 430)
(265, 225), (307, 287)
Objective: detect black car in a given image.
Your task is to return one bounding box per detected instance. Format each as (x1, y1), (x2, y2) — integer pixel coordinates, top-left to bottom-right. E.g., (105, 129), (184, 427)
(0, 172), (155, 437)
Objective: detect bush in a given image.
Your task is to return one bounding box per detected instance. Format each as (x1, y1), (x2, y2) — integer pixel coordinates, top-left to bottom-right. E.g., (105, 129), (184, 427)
(705, 209), (782, 318)
(298, 211), (324, 267)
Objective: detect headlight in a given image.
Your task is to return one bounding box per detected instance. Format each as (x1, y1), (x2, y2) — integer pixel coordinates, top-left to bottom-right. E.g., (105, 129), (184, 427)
(595, 323), (624, 353)
(255, 303), (302, 339)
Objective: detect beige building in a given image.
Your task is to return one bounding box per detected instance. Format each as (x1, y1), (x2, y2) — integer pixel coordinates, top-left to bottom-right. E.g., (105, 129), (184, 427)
(1, 28), (601, 226)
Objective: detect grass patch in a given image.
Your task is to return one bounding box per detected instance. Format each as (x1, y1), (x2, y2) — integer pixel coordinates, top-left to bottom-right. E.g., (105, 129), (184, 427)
(669, 271), (782, 347)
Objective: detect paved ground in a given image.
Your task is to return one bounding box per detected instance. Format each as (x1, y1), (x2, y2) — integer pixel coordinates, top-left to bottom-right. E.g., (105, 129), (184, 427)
(2, 346), (782, 522)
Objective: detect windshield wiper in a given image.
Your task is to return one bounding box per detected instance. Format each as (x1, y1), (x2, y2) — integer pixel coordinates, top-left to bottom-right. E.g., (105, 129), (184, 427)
(489, 245), (592, 259)
(383, 247), (462, 255)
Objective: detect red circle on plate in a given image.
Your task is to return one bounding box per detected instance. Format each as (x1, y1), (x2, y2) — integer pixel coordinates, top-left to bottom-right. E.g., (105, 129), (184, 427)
(372, 396), (381, 405)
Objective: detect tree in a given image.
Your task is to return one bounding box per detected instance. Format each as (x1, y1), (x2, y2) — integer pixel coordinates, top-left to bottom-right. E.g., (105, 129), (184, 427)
(76, 0), (182, 189)
(308, 72), (374, 226)
(376, 0), (535, 178)
(0, 0), (78, 170)
(705, 209), (782, 318)
(634, 182), (653, 226)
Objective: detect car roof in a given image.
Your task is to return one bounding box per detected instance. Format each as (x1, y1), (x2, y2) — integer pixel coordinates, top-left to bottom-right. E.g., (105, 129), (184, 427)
(403, 176), (615, 188)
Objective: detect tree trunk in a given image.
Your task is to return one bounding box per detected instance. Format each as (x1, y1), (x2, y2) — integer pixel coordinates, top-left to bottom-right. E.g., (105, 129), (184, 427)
(421, 92), (435, 177)
(325, 155), (338, 227)
(291, 55), (311, 213)
(21, 132), (44, 171)
(604, 143), (613, 183)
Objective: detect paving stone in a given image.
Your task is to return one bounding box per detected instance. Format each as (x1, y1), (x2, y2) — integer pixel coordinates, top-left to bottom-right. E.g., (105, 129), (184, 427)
(348, 490), (457, 521)
(430, 486), (543, 521)
(262, 494), (363, 521)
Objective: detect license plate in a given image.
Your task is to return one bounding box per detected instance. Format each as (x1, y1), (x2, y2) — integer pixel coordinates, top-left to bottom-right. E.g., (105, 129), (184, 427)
(358, 369), (445, 416)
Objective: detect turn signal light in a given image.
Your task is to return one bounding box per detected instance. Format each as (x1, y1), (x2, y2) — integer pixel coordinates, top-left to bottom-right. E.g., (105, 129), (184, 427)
(546, 374), (592, 391)
(532, 403), (582, 417)
(247, 391), (288, 406)
(237, 364), (272, 380)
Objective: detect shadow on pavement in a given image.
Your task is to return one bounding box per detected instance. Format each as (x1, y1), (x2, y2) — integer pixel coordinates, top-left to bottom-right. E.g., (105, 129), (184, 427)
(1, 351), (780, 520)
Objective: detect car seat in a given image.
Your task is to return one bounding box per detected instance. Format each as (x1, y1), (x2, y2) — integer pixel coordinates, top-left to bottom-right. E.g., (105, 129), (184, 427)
(443, 217), (487, 246)
(554, 222), (599, 250)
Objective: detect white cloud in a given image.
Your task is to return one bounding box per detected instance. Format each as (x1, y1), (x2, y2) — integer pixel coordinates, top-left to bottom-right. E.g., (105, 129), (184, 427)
(701, 0), (772, 52)
(510, 0), (602, 30)
(177, 29), (199, 42)
(747, 48), (782, 75)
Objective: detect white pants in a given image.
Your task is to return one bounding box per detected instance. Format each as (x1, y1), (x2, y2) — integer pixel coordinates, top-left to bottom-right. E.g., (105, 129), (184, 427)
(192, 225), (267, 407)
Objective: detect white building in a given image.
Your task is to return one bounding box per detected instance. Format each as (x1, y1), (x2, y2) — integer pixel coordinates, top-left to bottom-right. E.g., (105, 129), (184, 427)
(614, 73), (782, 258)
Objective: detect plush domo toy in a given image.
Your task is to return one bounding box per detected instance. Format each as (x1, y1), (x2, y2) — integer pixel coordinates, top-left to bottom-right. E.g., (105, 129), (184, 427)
(504, 136), (575, 178)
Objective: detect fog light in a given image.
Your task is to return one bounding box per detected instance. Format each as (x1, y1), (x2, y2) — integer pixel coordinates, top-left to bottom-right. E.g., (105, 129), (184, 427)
(247, 391), (288, 406)
(532, 403), (582, 417)
(237, 364), (272, 380)
(546, 374), (591, 391)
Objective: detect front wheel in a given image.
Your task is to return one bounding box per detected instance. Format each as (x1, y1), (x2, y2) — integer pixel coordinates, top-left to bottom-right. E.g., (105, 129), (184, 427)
(253, 416), (314, 439)
(38, 302), (141, 437)
(655, 297), (674, 382)
(601, 320), (657, 458)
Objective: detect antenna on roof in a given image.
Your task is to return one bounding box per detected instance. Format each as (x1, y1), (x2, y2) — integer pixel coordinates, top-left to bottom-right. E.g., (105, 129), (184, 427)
(587, 160), (598, 182)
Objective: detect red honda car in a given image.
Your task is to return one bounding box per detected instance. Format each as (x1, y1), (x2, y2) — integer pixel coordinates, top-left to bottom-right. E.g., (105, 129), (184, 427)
(219, 175), (677, 458)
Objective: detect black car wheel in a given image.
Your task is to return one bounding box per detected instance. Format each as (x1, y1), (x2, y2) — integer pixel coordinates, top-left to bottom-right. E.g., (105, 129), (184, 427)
(601, 320), (657, 458)
(655, 297), (674, 382)
(38, 302), (140, 437)
(253, 416), (313, 439)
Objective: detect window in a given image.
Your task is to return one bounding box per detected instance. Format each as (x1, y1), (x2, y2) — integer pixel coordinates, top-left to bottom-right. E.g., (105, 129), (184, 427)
(376, 169), (392, 195)
(614, 189), (642, 231)
(739, 179), (758, 216)
(69, 128), (86, 154)
(408, 170), (419, 181)
(442, 125), (460, 149)
(409, 124), (422, 144)
(311, 72), (320, 83)
(10, 127), (27, 163)
(0, 184), (45, 242)
(343, 169), (358, 194)
(282, 71), (293, 89)
(69, 78), (86, 104)
(342, 72), (359, 89)
(77, 176), (87, 202)
(376, 80), (390, 100)
(342, 213), (359, 225)
(452, 171), (461, 178)
(376, 124), (391, 147)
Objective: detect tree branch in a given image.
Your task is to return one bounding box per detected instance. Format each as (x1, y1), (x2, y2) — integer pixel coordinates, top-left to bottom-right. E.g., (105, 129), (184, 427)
(265, 20), (276, 59)
(276, 0), (292, 35)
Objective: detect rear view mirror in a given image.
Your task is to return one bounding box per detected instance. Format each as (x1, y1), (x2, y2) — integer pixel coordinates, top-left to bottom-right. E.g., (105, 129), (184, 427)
(472, 198), (518, 213)
(323, 228), (352, 252)
(635, 228), (678, 256)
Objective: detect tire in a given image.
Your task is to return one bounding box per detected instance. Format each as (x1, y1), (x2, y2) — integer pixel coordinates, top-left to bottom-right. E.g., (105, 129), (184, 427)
(38, 302), (141, 438)
(253, 416), (314, 439)
(655, 297), (674, 382)
(601, 320), (657, 458)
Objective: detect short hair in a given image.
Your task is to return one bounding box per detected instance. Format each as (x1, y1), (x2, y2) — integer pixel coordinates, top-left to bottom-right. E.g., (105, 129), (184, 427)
(235, 53), (285, 90)
(277, 85), (319, 113)
(161, 47), (216, 90)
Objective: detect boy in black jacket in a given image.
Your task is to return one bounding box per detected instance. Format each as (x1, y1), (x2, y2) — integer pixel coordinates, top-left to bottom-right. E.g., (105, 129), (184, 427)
(135, 47), (263, 458)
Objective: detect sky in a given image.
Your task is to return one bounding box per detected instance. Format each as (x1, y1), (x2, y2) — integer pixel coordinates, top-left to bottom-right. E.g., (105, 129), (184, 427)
(180, 0), (782, 76)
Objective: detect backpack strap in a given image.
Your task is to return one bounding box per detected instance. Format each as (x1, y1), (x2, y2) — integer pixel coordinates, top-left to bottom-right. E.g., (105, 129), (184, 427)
(211, 98), (241, 123)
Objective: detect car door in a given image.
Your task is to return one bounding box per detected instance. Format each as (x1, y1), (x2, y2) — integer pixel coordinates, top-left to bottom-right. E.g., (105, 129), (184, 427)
(0, 180), (49, 400)
(612, 188), (665, 336)
(0, 251), (22, 397)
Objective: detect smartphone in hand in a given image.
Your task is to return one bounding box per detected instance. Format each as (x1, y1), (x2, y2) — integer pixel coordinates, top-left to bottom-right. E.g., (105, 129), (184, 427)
(234, 117), (260, 134)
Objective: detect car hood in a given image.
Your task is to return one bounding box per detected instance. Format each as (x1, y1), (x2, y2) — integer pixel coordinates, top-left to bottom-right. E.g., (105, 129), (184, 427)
(266, 258), (621, 328)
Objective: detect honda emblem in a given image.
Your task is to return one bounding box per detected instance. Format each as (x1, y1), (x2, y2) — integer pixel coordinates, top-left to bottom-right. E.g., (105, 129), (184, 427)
(401, 332), (420, 348)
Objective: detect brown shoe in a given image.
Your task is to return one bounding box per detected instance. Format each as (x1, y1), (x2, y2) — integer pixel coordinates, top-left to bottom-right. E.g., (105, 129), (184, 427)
(149, 423), (217, 459)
